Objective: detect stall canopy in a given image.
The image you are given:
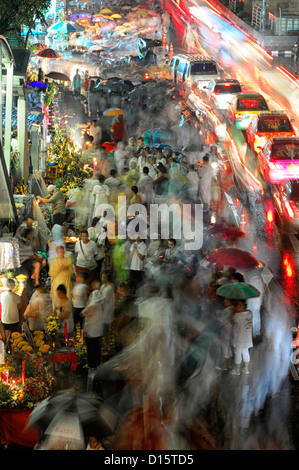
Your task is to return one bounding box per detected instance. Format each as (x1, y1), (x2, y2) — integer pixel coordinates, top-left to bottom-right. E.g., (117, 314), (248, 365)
(2, 107), (44, 131)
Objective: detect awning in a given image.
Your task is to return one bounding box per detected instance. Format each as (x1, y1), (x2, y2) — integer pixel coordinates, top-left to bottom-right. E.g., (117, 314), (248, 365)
(2, 107), (44, 131)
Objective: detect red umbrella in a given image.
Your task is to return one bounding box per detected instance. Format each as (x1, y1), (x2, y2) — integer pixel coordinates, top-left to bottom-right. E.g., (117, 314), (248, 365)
(205, 247), (263, 270)
(31, 43), (47, 51)
(206, 223), (245, 242)
(77, 17), (91, 24)
(36, 48), (61, 59)
(102, 142), (118, 153)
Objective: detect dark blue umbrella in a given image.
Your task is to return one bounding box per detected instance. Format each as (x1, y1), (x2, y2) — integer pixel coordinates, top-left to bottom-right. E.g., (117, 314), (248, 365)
(27, 81), (48, 89)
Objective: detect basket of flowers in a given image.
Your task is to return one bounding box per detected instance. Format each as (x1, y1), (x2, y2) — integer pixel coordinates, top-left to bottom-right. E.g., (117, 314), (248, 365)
(11, 332), (33, 355)
(45, 315), (60, 348)
(32, 331), (51, 357)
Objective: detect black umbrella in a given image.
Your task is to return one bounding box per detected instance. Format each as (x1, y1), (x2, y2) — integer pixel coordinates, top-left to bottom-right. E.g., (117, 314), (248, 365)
(27, 390), (119, 438)
(46, 71), (71, 82)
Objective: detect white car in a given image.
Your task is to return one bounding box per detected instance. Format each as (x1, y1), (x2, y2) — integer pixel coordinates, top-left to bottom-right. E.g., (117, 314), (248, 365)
(203, 78), (243, 110)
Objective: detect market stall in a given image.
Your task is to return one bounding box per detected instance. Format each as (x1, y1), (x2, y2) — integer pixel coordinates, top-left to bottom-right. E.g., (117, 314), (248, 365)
(0, 319), (86, 447)
(13, 193), (51, 253)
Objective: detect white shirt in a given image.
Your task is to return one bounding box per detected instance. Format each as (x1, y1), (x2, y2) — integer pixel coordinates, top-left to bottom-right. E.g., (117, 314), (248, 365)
(130, 241), (147, 271)
(96, 231), (106, 260)
(105, 177), (122, 193)
(232, 310), (253, 349)
(75, 239), (98, 269)
(92, 184), (110, 208)
(82, 291), (105, 337)
(147, 163), (157, 180)
(89, 125), (102, 146)
(86, 179), (100, 204)
(72, 283), (88, 309)
(26, 291), (51, 330)
(0, 291), (21, 324)
(114, 148), (127, 173)
(100, 283), (115, 325)
(198, 164), (214, 206)
(137, 155), (147, 173)
(138, 174), (153, 204)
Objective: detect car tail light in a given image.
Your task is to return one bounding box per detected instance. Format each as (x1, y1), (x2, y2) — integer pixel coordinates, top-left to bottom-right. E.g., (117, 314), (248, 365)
(269, 161), (282, 170)
(285, 201), (297, 219)
(224, 83), (231, 87)
(283, 255), (294, 278)
(267, 209), (274, 223)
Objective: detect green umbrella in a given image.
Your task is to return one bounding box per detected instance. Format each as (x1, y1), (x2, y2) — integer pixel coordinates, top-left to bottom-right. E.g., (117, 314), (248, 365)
(216, 282), (260, 300)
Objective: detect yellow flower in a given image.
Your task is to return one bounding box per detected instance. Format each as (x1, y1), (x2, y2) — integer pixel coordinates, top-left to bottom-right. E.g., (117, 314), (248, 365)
(12, 339), (22, 348)
(34, 330), (44, 336)
(40, 344), (50, 354)
(11, 332), (21, 339)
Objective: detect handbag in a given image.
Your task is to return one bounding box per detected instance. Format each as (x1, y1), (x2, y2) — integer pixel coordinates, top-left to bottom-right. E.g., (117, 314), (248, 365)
(80, 240), (87, 259)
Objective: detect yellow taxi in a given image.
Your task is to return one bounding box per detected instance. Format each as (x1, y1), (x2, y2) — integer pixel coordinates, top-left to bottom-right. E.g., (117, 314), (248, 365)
(246, 112), (296, 153)
(227, 92), (270, 130)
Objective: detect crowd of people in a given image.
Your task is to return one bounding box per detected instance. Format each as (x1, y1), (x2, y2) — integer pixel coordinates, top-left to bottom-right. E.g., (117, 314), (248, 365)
(4, 89), (261, 385)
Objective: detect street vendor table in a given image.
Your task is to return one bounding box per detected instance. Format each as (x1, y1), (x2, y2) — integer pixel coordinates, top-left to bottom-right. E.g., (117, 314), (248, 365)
(0, 409), (39, 447)
(49, 348), (78, 371)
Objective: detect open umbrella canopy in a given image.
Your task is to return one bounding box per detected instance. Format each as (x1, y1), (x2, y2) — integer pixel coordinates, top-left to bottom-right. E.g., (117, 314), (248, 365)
(27, 390), (119, 437)
(103, 108), (125, 116)
(27, 81), (48, 89)
(36, 48), (61, 59)
(72, 22), (86, 32)
(205, 247), (263, 270)
(71, 12), (93, 20)
(43, 412), (85, 450)
(100, 8), (113, 14)
(76, 16), (92, 23)
(48, 21), (77, 34)
(206, 222), (245, 242)
(93, 17), (110, 23)
(216, 282), (261, 299)
(46, 71), (70, 81)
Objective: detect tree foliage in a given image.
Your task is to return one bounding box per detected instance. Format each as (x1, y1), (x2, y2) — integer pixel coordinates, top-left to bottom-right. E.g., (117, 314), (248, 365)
(0, 0), (52, 40)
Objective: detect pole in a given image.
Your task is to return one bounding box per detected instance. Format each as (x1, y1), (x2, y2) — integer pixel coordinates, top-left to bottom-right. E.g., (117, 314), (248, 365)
(17, 85), (29, 181)
(4, 62), (14, 173)
(261, 0), (266, 32)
